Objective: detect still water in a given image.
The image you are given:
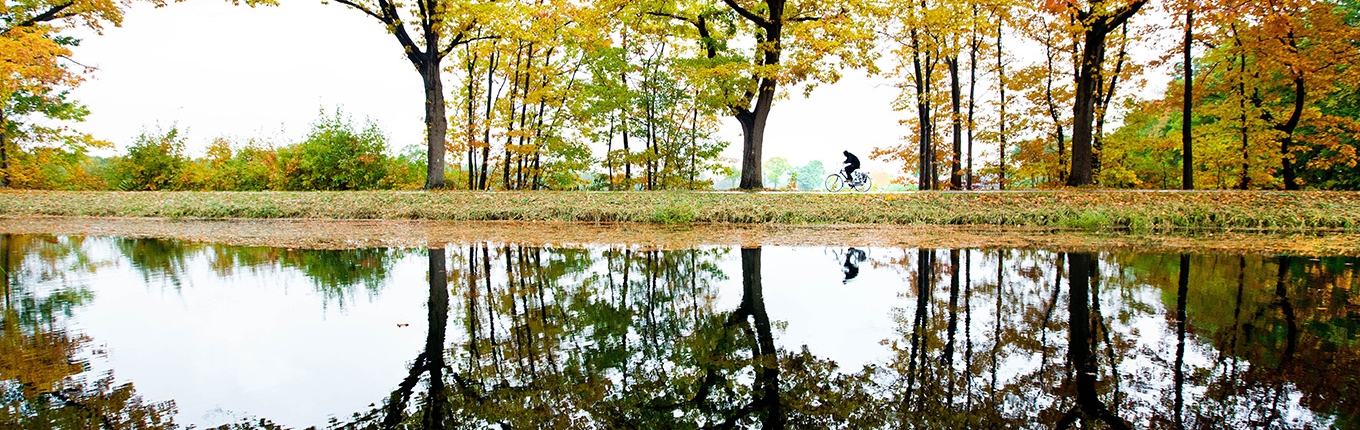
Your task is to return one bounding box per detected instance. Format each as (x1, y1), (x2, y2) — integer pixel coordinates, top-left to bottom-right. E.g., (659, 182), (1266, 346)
(1, 234), (1356, 429)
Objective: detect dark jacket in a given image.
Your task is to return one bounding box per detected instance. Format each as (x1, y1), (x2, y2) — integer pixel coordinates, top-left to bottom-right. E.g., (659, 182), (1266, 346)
(843, 152), (861, 170)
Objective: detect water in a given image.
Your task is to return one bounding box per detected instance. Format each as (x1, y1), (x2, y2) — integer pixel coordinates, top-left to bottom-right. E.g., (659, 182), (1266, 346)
(1, 234), (1356, 429)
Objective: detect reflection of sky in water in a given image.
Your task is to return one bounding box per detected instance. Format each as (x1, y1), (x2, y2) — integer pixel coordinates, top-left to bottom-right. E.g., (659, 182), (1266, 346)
(72, 247), (430, 427)
(4, 236), (1355, 428)
(756, 247), (914, 371)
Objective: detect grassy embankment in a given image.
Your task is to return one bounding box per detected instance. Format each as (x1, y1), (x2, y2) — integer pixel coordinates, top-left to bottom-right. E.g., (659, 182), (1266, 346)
(1, 190), (1357, 232)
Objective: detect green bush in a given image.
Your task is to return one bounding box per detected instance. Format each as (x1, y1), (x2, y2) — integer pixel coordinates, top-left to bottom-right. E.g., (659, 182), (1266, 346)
(278, 109), (389, 191)
(116, 127), (191, 191)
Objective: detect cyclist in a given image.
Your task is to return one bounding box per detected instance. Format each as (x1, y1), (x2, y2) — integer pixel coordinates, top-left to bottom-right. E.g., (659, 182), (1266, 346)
(842, 151), (861, 186)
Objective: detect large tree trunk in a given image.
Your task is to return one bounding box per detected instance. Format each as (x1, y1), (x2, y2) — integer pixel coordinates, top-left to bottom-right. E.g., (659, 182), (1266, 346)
(1067, 1), (1146, 187)
(738, 79), (776, 190)
(1238, 52), (1250, 190)
(422, 60), (448, 189)
(466, 48), (479, 191)
(911, 21), (934, 191)
(734, 0), (784, 191)
(1094, 25), (1130, 183)
(1067, 28), (1106, 187)
(480, 52), (497, 191)
(1042, 28), (1067, 184)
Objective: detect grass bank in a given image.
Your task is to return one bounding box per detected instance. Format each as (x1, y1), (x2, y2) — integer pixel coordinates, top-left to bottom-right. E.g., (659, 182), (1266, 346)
(1, 190), (1357, 232)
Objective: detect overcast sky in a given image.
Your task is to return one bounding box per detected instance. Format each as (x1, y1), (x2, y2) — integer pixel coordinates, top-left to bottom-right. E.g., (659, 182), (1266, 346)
(67, 1), (910, 175)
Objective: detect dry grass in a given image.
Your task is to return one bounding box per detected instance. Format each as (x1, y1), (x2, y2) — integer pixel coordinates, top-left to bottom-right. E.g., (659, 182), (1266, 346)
(0, 190), (1357, 233)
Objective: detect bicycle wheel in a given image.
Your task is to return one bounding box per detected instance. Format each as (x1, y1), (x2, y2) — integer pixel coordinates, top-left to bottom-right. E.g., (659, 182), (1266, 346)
(852, 175), (873, 192)
(825, 174), (846, 192)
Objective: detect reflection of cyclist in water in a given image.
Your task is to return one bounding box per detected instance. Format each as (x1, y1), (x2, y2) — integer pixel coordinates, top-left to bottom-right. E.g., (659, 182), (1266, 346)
(841, 247), (867, 283)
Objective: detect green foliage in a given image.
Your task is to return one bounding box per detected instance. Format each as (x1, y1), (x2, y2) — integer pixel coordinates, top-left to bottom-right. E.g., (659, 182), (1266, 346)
(763, 157), (794, 189)
(115, 127), (191, 191)
(382, 144), (427, 190)
(795, 160), (827, 191)
(278, 109), (390, 191)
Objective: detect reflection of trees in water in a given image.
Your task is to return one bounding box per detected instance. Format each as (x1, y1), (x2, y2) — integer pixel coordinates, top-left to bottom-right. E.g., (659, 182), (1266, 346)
(5, 234), (1358, 428)
(885, 249), (1359, 428)
(111, 237), (405, 307)
(339, 246), (1358, 429)
(1, 234), (176, 428)
(345, 245), (884, 429)
(2, 234), (416, 428)
(2, 234), (102, 327)
(1111, 253), (1360, 428)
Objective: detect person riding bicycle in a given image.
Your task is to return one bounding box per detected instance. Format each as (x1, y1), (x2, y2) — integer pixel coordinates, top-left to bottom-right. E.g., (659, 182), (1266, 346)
(842, 151), (862, 185)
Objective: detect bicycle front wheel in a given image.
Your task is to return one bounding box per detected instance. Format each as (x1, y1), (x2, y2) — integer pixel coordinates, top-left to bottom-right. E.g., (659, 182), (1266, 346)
(825, 174), (846, 192)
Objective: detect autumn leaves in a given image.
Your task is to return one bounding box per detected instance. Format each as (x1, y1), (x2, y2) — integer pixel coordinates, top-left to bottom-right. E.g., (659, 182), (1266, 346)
(878, 0), (1360, 191)
(5, 0), (1359, 192)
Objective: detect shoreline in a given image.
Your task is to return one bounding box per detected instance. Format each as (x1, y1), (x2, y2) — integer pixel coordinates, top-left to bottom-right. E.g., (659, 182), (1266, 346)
(1, 190), (1357, 233)
(2, 216), (1356, 255)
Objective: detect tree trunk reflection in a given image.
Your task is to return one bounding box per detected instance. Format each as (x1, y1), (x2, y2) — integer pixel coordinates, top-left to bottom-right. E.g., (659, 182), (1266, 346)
(1056, 252), (1131, 430)
(380, 248), (450, 429)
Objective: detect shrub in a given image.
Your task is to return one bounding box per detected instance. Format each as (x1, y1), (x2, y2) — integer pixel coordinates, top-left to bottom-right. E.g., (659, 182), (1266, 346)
(278, 109), (389, 191)
(382, 144), (426, 190)
(116, 127), (191, 191)
(198, 137), (284, 191)
(6, 146), (106, 190)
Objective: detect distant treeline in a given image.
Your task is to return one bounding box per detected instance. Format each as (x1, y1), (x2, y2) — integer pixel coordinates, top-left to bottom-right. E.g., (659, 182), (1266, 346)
(0, 110), (430, 191)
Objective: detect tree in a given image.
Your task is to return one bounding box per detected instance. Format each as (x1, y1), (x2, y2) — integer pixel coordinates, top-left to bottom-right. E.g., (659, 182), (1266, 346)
(1103, 0), (1360, 190)
(1, 0), (271, 189)
(327, 0), (492, 189)
(1181, 3), (1193, 190)
(1052, 0), (1148, 187)
(0, 87), (107, 189)
(794, 159), (825, 190)
(1, 0), (110, 187)
(762, 156), (793, 188)
(649, 0), (877, 190)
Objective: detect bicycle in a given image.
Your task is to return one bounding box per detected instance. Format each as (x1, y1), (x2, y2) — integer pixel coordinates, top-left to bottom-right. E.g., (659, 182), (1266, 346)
(824, 171), (872, 192)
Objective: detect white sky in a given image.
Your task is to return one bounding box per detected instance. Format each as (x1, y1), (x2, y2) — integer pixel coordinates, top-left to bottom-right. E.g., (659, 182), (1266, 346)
(67, 1), (909, 175)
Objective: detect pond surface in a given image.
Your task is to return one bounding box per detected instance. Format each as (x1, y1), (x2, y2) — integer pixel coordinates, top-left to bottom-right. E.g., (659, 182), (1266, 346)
(1, 233), (1357, 429)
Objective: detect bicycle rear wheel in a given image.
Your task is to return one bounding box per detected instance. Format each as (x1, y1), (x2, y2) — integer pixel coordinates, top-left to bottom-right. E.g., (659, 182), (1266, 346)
(851, 175), (873, 192)
(824, 174), (846, 192)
